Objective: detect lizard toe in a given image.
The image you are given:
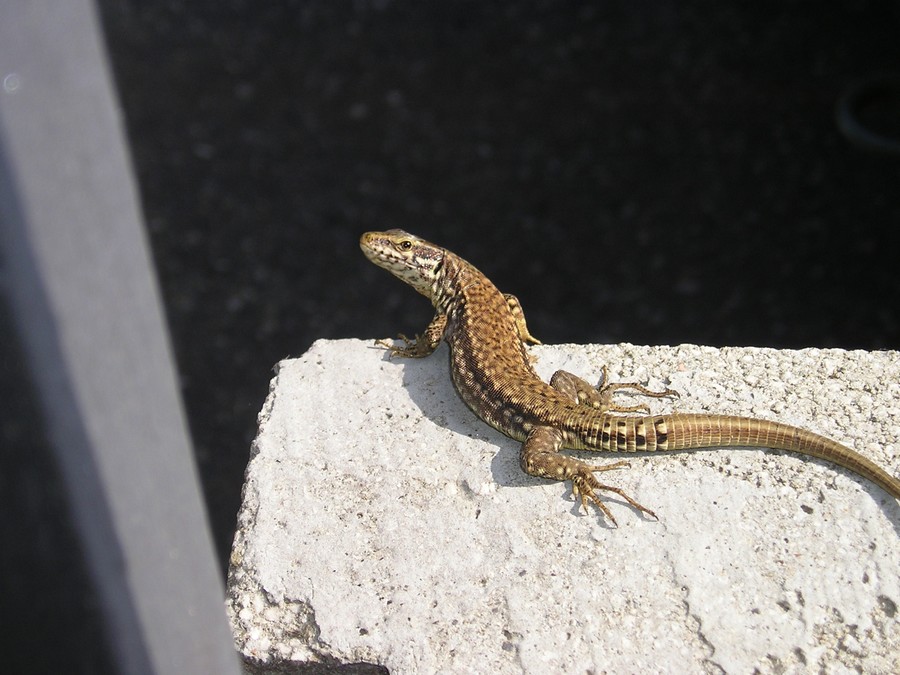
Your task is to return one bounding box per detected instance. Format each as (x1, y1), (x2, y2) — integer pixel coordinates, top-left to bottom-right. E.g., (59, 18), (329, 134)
(572, 472), (619, 526)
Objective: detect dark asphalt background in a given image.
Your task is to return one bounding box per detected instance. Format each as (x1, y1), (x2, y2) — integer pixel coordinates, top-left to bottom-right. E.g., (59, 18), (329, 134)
(4, 2), (900, 672)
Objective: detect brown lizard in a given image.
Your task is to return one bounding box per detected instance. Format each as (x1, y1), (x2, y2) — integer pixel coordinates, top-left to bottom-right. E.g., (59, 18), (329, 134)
(360, 229), (900, 524)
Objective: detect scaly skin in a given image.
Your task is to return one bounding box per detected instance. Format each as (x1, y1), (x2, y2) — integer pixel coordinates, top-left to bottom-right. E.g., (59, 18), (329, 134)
(360, 229), (900, 525)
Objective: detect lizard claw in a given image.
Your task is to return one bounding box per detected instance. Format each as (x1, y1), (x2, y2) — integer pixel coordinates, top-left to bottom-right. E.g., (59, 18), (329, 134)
(571, 466), (658, 526)
(572, 475), (619, 526)
(375, 333), (433, 359)
(594, 365), (680, 411)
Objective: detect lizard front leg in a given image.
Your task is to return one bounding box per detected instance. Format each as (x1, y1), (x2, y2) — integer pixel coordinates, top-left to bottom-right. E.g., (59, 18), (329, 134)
(549, 366), (678, 414)
(502, 293), (542, 346)
(377, 313), (447, 358)
(520, 426), (656, 526)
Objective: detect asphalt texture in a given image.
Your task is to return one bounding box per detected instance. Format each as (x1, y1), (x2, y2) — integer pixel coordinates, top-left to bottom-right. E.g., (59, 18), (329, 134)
(5, 2), (900, 671)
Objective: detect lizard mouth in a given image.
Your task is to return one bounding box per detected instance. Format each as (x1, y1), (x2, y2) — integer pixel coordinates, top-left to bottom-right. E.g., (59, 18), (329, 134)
(360, 239), (405, 271)
(360, 231), (419, 272)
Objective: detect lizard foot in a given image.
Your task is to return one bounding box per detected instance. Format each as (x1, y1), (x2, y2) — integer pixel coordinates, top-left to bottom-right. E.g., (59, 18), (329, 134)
(375, 314), (446, 358)
(376, 333), (433, 358)
(596, 365), (680, 412)
(549, 367), (678, 414)
(571, 464), (658, 527)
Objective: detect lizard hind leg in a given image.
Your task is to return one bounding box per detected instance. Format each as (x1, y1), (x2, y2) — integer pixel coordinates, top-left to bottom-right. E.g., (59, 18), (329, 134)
(520, 426), (657, 526)
(549, 366), (678, 413)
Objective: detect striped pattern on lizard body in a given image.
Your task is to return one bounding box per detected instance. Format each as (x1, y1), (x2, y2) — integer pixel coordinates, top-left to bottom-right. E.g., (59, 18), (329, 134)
(360, 229), (900, 525)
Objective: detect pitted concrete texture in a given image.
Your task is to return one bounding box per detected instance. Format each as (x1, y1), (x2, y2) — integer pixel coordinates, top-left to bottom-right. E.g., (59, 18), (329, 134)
(227, 339), (900, 674)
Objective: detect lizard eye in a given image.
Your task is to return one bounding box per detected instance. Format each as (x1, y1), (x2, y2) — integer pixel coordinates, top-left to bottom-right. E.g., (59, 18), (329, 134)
(398, 240), (413, 251)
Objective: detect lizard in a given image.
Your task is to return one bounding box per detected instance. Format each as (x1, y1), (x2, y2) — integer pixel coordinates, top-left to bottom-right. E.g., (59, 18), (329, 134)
(360, 229), (900, 525)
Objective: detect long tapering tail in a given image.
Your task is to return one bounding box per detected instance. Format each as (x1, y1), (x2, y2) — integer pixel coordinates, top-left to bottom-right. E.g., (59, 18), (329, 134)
(586, 413), (900, 499)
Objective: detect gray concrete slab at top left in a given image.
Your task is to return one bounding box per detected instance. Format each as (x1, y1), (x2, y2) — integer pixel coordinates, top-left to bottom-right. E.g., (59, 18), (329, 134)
(0, 2), (240, 673)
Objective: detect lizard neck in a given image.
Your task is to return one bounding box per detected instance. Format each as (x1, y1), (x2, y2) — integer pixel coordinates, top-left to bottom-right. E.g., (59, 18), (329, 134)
(432, 251), (489, 316)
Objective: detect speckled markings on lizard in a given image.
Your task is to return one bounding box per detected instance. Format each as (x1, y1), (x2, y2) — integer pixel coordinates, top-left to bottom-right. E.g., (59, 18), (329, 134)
(360, 229), (900, 525)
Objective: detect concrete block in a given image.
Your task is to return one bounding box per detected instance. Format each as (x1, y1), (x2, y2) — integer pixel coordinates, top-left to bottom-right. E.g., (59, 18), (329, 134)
(227, 339), (900, 673)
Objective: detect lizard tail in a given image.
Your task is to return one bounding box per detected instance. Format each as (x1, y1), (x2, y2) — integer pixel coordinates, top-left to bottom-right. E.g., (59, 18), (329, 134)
(598, 414), (900, 500)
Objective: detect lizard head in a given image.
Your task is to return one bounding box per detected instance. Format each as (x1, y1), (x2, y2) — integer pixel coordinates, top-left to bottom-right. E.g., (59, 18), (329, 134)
(360, 229), (444, 298)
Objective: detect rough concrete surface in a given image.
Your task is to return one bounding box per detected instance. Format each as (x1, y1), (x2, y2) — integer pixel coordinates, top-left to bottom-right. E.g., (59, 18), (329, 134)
(227, 339), (900, 674)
